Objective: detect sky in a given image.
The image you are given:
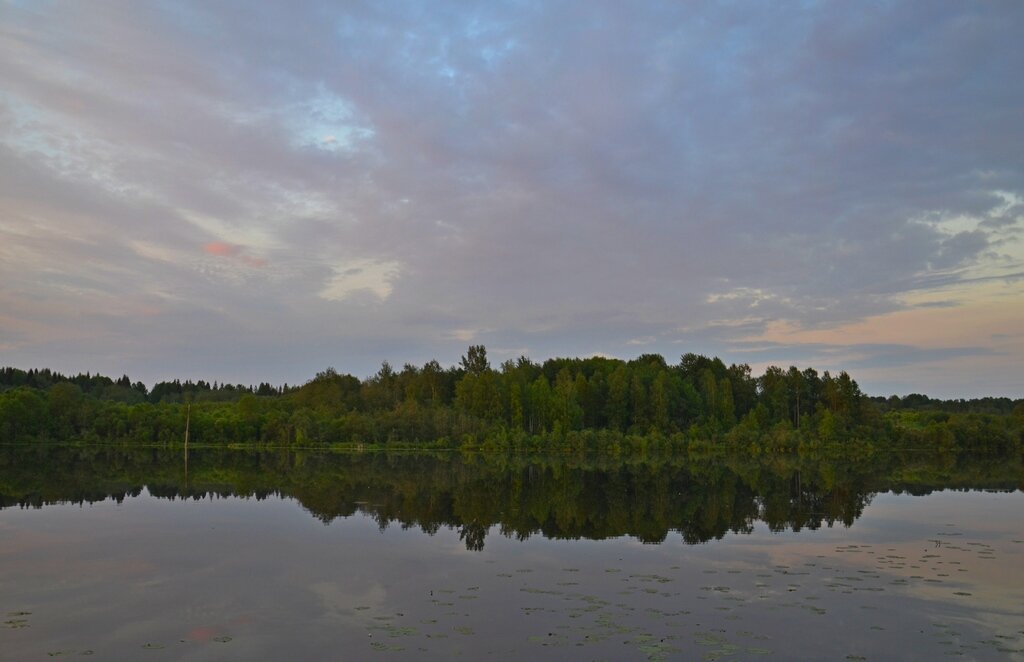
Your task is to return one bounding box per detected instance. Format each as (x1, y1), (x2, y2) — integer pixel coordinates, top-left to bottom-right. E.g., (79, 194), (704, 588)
(1, 1), (1023, 398)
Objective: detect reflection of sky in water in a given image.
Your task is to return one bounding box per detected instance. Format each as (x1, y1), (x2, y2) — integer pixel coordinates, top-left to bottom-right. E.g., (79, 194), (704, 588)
(1, 490), (1022, 660)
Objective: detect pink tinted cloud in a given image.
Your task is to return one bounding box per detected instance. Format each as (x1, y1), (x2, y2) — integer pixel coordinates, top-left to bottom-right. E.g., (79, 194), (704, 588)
(203, 241), (241, 257)
(202, 242), (266, 268)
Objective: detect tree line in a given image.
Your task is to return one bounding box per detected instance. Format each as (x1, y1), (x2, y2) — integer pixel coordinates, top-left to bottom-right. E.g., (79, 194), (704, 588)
(1, 347), (1021, 452)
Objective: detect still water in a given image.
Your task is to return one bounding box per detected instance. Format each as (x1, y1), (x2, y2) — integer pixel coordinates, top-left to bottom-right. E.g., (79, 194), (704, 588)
(1, 446), (1022, 660)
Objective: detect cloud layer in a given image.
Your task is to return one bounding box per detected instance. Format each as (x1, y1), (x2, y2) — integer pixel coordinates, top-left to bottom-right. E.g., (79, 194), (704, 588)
(1, 1), (1022, 397)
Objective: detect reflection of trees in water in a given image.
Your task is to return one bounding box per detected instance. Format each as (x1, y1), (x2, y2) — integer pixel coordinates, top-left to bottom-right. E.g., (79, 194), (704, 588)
(459, 522), (488, 551)
(0, 446), (1019, 550)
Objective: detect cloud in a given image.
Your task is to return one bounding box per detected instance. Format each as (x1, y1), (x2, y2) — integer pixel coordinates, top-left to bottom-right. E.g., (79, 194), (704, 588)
(447, 328), (491, 343)
(285, 85), (375, 153)
(0, 1), (1022, 396)
(201, 241), (266, 268)
(319, 259), (401, 302)
(202, 241), (239, 257)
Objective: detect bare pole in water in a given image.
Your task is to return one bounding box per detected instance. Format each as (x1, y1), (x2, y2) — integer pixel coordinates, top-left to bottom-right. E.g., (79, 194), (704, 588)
(184, 401), (191, 481)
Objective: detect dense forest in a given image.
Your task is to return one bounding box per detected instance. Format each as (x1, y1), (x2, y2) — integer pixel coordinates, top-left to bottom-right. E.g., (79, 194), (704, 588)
(1, 346), (1022, 452)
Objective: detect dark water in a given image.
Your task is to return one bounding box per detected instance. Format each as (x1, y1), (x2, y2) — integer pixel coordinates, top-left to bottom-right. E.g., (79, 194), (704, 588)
(1, 446), (1022, 660)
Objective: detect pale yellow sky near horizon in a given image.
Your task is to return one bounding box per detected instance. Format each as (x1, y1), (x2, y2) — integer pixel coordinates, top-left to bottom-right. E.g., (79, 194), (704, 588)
(745, 278), (1024, 396)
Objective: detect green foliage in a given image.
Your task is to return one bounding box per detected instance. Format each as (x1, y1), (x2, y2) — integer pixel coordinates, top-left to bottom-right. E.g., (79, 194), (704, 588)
(1, 347), (1020, 452)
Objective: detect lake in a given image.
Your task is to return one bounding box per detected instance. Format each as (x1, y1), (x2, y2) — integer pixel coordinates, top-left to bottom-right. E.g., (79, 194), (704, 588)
(1, 446), (1022, 660)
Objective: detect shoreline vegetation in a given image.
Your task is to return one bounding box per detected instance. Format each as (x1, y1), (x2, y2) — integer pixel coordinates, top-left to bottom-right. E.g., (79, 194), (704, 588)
(1, 346), (1021, 454)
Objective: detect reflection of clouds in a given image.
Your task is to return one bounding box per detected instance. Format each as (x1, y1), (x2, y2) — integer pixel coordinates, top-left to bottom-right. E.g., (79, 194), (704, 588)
(309, 580), (387, 620)
(0, 527), (86, 557)
(2, 480), (1022, 658)
(724, 493), (1024, 645)
(2, 550), (158, 584)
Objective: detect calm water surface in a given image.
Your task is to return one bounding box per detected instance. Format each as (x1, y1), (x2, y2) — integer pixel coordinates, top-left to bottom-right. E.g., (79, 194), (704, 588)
(1, 446), (1022, 660)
